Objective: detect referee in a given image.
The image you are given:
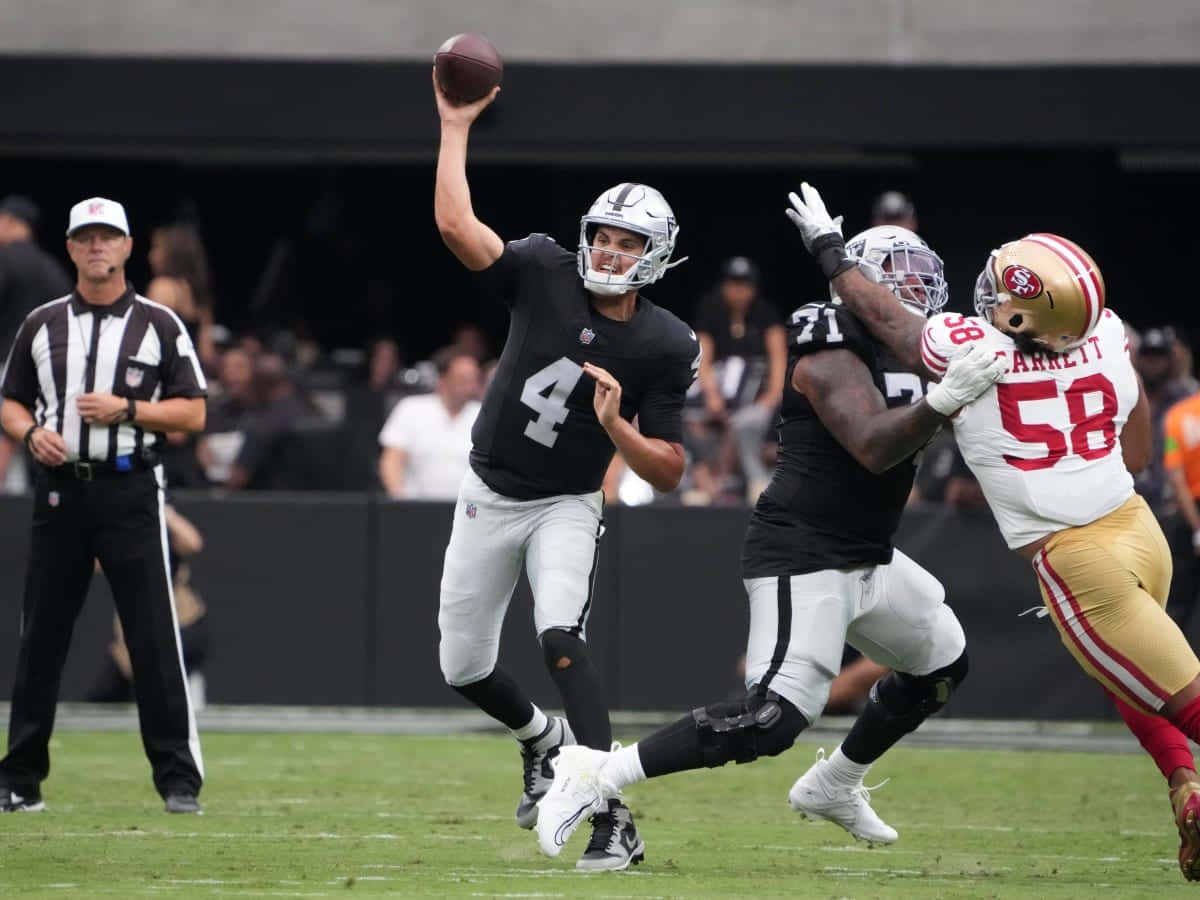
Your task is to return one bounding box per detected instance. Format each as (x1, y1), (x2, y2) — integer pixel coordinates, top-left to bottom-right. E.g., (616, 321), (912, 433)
(0, 197), (207, 813)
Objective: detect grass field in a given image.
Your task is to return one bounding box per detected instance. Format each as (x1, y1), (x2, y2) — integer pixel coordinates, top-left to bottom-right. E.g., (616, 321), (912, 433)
(0, 730), (1188, 898)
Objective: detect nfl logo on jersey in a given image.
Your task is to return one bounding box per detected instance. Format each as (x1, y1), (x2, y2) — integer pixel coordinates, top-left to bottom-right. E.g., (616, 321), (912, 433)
(579, 328), (596, 345)
(125, 367), (144, 389)
(465, 503), (477, 519)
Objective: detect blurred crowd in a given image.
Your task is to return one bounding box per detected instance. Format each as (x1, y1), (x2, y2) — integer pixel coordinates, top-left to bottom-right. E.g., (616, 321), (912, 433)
(5, 188), (1200, 571)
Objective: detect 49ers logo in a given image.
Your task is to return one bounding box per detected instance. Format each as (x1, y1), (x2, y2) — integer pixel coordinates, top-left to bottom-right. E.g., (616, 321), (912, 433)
(1002, 265), (1043, 299)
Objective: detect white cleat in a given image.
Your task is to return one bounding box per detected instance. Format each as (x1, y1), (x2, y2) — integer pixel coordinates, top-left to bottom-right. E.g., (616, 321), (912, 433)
(787, 749), (898, 844)
(535, 744), (618, 858)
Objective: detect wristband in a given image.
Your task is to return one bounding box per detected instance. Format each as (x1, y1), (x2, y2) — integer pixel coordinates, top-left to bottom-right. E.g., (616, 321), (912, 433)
(1192, 530), (1200, 549)
(810, 233), (856, 281)
(23, 423), (39, 449)
(126, 398), (137, 423)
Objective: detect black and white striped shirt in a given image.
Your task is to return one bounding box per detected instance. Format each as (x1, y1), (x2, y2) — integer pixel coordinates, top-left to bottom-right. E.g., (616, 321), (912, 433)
(1, 287), (207, 463)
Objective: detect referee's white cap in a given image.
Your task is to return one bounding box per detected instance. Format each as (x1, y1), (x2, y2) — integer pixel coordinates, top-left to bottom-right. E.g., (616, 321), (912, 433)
(66, 197), (130, 237)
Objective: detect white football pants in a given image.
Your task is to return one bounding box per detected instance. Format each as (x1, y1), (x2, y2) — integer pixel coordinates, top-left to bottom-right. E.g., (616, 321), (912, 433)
(743, 549), (965, 723)
(438, 469), (604, 686)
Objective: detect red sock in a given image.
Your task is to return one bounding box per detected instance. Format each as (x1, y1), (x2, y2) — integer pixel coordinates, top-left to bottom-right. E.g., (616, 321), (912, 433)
(1170, 695), (1200, 749)
(1112, 692), (1195, 782)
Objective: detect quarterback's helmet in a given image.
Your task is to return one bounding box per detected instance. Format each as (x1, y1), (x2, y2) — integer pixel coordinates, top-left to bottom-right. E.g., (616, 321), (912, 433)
(836, 225), (948, 317)
(973, 233), (1105, 353)
(577, 183), (683, 296)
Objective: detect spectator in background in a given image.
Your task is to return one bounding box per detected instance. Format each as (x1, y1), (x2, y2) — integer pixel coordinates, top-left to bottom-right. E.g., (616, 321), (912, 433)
(1164, 390), (1200, 632)
(870, 190), (918, 231)
(378, 345), (481, 500)
(344, 337), (403, 490)
(693, 257), (786, 501)
(195, 347), (255, 485)
(146, 223), (218, 374)
(0, 195), (71, 487)
(1134, 327), (1195, 517)
(225, 353), (308, 490)
(451, 323), (493, 367)
(1173, 328), (1200, 395)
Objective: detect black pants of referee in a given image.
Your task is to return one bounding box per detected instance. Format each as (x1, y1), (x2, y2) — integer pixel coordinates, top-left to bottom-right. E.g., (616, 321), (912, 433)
(0, 465), (203, 800)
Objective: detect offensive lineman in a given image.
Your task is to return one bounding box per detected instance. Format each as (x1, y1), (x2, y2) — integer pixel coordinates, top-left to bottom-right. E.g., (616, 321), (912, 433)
(432, 74), (699, 870)
(786, 181), (1200, 882)
(535, 225), (1005, 858)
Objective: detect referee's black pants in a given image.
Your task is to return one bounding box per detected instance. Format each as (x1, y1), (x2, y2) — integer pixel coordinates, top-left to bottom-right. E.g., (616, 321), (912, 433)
(0, 466), (203, 799)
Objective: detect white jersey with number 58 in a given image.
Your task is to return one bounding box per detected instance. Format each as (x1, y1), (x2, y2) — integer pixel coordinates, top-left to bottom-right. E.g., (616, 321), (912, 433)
(921, 310), (1138, 549)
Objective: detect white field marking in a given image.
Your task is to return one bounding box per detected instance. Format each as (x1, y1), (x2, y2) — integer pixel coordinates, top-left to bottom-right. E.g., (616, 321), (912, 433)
(823, 867), (928, 876)
(468, 895), (566, 899)
(376, 811), (504, 820)
(166, 880), (227, 885)
(430, 833), (485, 840)
(44, 885), (78, 889)
(445, 869), (676, 879)
(1122, 829), (1164, 836)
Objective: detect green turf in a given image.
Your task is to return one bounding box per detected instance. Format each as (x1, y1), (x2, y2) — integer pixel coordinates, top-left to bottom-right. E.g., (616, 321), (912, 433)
(0, 731), (1187, 898)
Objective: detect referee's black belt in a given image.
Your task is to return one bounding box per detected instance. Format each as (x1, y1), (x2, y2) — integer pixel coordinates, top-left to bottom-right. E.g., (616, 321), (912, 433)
(47, 454), (158, 481)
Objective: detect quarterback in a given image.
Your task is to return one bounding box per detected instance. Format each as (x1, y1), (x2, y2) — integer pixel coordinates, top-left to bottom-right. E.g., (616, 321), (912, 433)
(432, 72), (699, 870)
(786, 181), (1200, 882)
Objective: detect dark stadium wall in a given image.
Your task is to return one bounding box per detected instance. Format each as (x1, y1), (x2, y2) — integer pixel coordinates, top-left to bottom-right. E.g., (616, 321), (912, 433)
(1, 58), (1199, 358)
(0, 495), (1114, 720)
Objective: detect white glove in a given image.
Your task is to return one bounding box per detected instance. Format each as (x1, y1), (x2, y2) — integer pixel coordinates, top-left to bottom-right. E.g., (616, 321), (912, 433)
(785, 182), (844, 252)
(925, 345), (1007, 417)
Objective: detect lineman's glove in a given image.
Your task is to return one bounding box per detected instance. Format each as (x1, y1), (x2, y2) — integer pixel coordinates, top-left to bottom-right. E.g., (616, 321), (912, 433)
(785, 182), (853, 280)
(926, 345), (1007, 416)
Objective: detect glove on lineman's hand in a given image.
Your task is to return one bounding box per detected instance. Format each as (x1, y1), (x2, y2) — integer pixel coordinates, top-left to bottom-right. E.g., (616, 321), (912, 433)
(785, 182), (854, 281)
(926, 344), (1008, 416)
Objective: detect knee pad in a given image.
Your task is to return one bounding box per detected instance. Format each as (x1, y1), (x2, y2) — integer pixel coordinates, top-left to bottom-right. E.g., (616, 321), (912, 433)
(541, 628), (588, 672)
(691, 689), (808, 768)
(873, 650), (969, 731)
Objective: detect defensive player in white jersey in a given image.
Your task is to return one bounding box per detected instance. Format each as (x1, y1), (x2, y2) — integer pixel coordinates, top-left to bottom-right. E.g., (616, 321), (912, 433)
(786, 181), (1200, 882)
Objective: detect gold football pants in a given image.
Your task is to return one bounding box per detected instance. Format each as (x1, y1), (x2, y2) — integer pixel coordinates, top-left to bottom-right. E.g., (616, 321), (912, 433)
(1033, 494), (1199, 711)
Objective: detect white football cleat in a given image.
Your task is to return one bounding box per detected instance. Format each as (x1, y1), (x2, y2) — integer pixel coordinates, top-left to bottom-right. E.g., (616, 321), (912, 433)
(535, 744), (618, 858)
(787, 749), (898, 844)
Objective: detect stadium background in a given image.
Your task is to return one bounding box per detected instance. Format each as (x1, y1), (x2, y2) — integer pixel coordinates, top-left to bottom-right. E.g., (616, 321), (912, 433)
(1, 1), (1199, 720)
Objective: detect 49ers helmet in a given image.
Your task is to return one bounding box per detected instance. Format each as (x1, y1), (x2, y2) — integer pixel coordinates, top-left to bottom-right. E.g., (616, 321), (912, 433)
(973, 233), (1105, 353)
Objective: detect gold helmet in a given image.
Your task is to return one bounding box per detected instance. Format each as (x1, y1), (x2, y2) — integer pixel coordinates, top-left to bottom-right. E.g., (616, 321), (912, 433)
(973, 233), (1105, 353)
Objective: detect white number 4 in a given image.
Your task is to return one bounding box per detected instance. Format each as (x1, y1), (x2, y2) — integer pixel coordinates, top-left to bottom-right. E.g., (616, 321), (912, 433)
(521, 357), (584, 448)
(794, 306), (843, 345)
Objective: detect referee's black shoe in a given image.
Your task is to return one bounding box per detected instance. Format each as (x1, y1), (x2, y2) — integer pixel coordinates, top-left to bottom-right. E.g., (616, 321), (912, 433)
(1, 788), (45, 812)
(164, 792), (202, 814)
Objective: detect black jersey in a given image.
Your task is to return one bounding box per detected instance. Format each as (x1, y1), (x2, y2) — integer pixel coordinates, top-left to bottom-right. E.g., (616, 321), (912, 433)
(470, 234), (700, 499)
(742, 301), (929, 577)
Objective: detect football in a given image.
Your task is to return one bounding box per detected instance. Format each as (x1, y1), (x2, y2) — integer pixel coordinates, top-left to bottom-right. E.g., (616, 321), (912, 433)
(434, 33), (503, 105)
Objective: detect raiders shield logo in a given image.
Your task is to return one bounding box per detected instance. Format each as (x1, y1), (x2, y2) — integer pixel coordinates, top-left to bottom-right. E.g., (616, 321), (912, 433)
(579, 328), (596, 345)
(125, 366), (144, 389)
